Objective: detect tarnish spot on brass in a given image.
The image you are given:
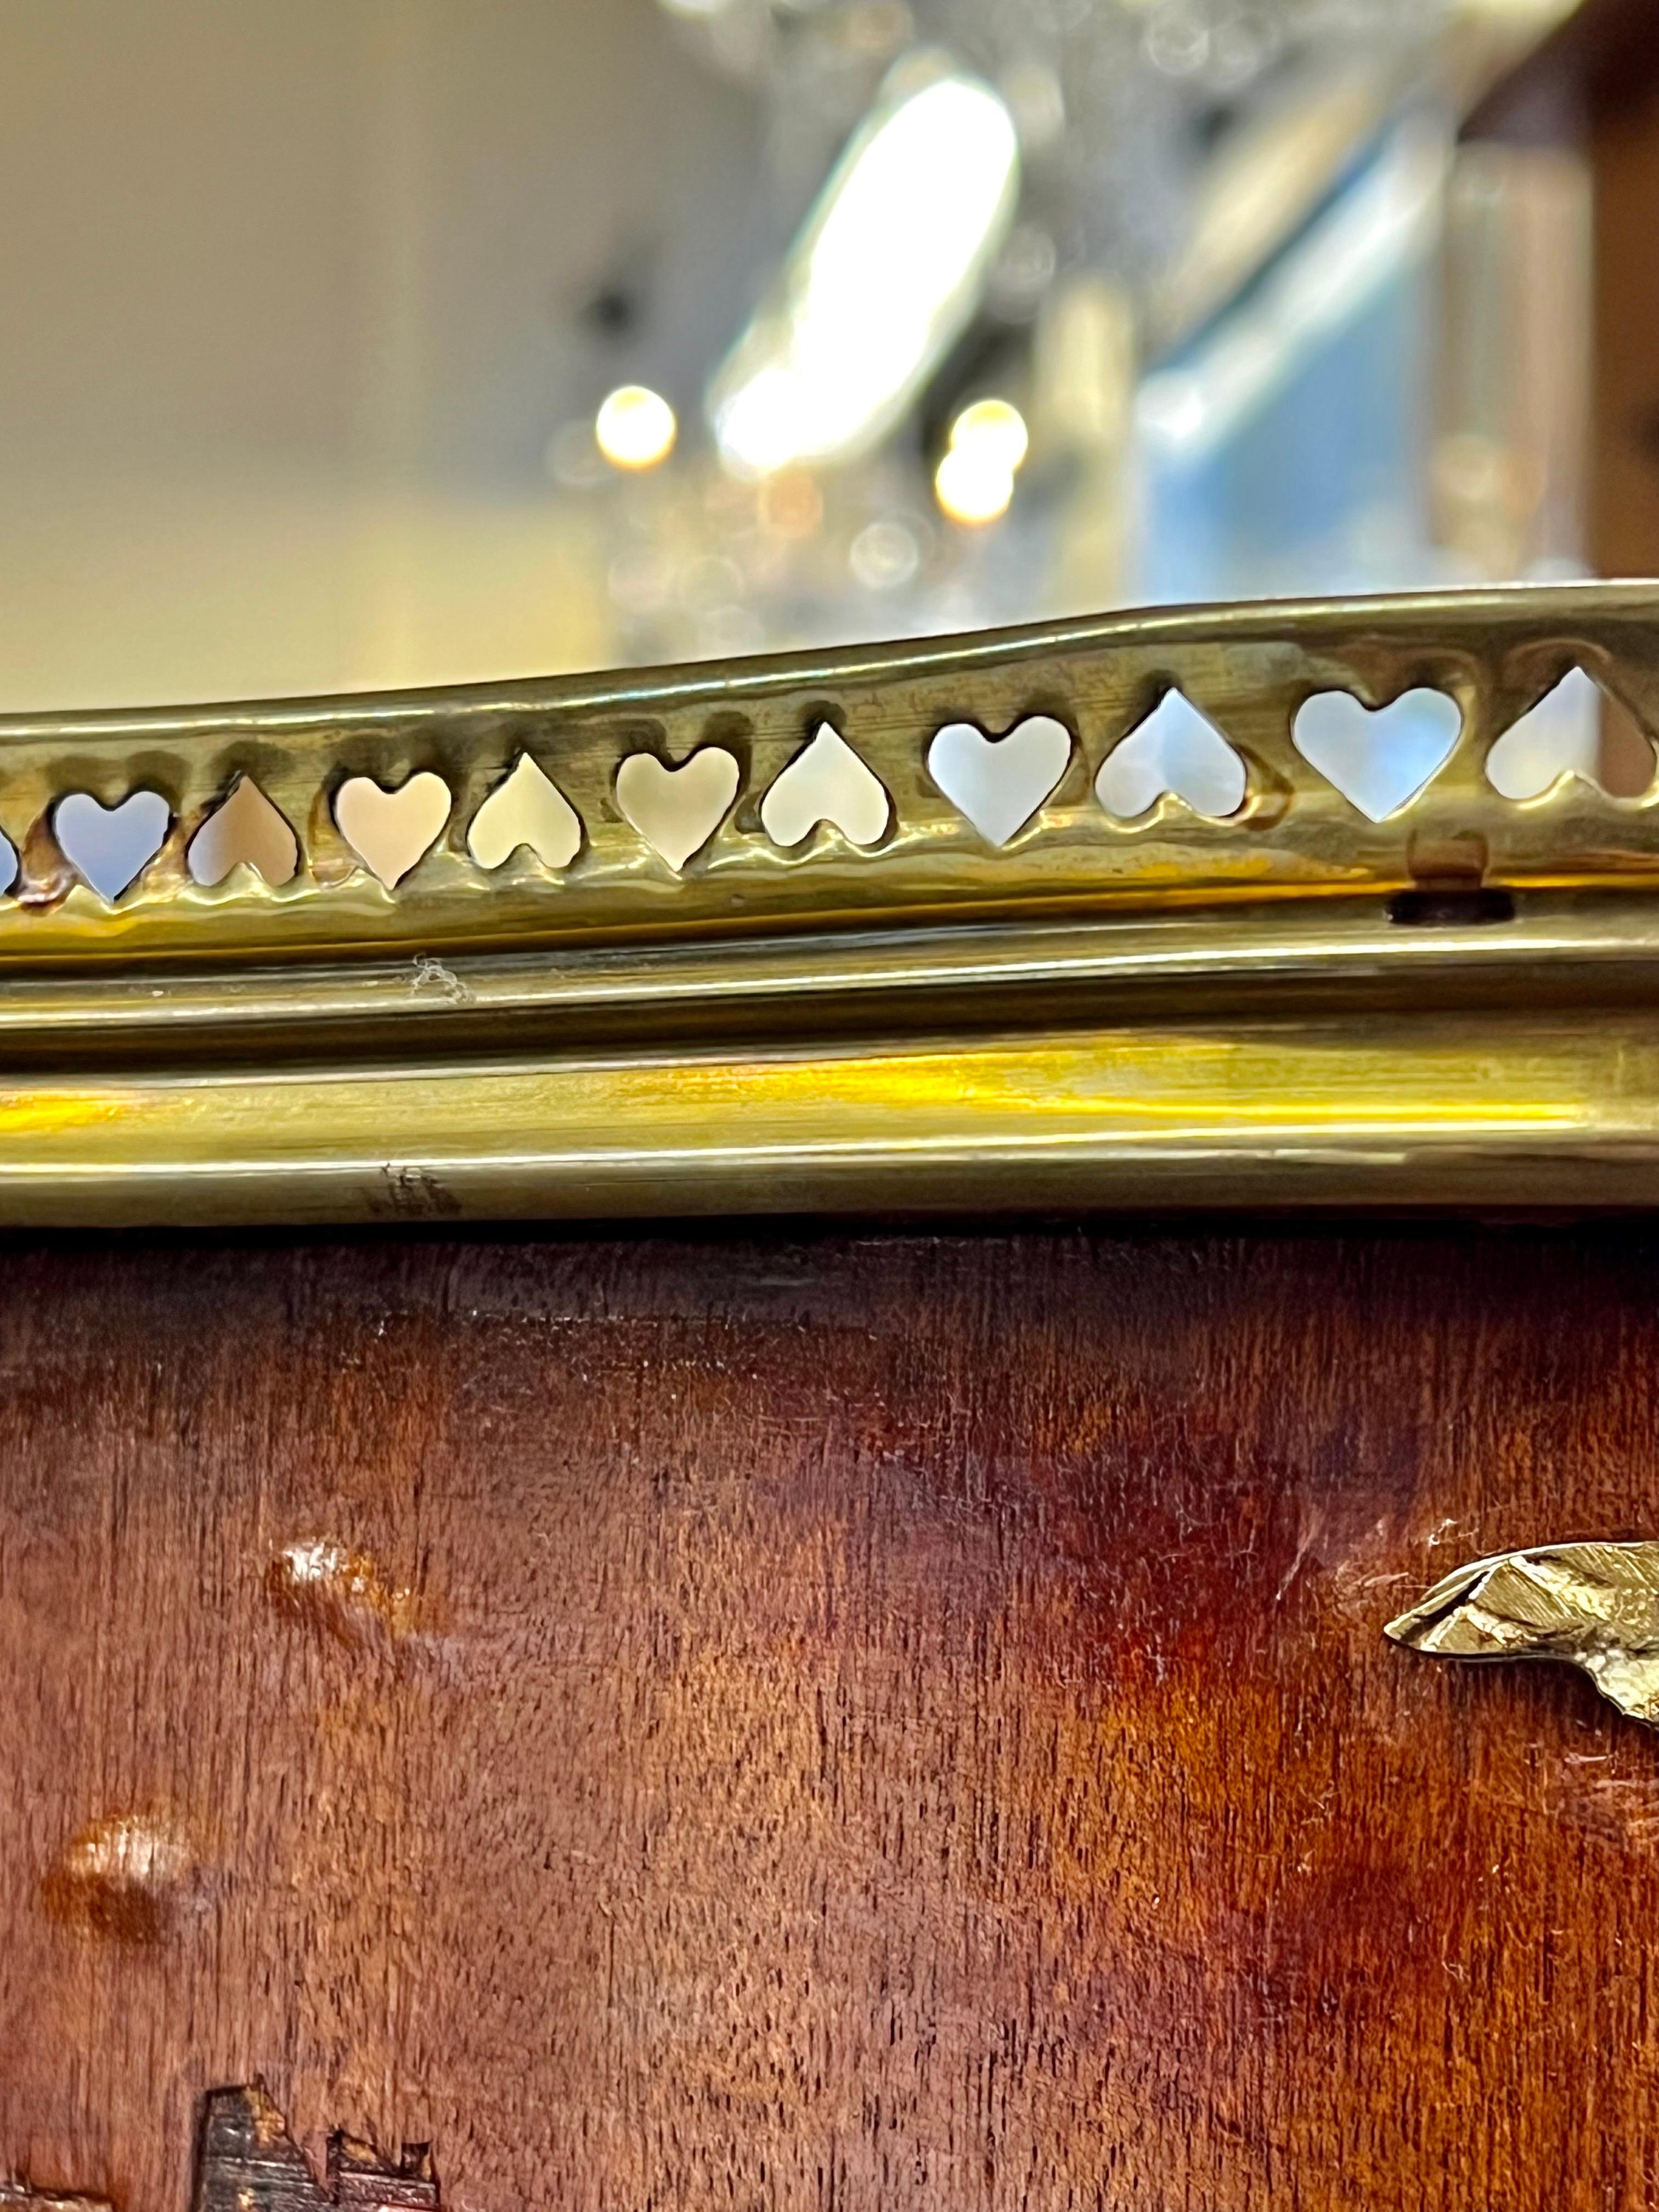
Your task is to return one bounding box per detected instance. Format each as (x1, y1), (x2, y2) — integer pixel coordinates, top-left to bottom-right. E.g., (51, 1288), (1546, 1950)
(41, 1813), (202, 1943)
(13, 810), (78, 911)
(267, 1537), (419, 1650)
(366, 1164), (464, 1221)
(1387, 1539), (1659, 1725)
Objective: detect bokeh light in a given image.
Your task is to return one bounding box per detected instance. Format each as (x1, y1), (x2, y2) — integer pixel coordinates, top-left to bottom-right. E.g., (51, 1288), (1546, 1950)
(934, 441), (1015, 525)
(949, 396), (1030, 472)
(595, 386), (678, 471)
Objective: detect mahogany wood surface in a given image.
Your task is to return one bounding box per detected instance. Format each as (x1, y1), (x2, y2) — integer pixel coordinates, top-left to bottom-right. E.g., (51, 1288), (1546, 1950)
(1, 1223), (1657, 2212)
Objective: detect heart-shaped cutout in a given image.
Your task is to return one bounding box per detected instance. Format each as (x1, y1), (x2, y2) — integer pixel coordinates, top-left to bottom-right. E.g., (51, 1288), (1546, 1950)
(54, 789), (172, 901)
(334, 771), (452, 888)
(188, 776), (300, 887)
(928, 715), (1072, 846)
(1293, 687), (1462, 822)
(616, 746), (739, 871)
(1486, 668), (1604, 800)
(468, 754), (582, 871)
(1095, 691), (1246, 820)
(760, 723), (889, 849)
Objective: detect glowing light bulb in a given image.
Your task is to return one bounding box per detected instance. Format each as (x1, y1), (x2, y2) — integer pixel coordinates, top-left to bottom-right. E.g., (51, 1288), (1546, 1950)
(595, 385), (678, 471)
(934, 441), (1014, 525)
(949, 396), (1028, 472)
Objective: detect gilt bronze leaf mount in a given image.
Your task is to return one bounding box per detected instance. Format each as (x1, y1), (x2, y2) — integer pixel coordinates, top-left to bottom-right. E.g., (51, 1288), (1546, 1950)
(1387, 1542), (1659, 1725)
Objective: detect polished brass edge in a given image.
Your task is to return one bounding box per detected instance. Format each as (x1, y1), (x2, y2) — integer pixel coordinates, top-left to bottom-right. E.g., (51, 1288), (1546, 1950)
(0, 889), (1653, 1069)
(5, 988), (1659, 1226)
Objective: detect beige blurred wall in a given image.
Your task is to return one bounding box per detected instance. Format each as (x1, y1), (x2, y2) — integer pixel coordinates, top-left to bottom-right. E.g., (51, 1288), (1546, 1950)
(0, 0), (760, 709)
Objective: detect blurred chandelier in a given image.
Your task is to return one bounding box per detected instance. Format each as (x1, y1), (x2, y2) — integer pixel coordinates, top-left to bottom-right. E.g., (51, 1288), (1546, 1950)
(662, 0), (1448, 292)
(669, 0), (1453, 492)
(596, 0), (1563, 666)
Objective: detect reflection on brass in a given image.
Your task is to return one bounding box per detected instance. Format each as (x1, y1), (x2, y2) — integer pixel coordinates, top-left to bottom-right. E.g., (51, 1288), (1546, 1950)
(1386, 1542), (1659, 1725)
(2, 582), (1659, 1224)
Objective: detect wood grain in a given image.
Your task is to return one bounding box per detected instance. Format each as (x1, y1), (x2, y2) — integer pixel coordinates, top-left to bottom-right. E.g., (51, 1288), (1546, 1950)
(2, 1224), (1659, 2210)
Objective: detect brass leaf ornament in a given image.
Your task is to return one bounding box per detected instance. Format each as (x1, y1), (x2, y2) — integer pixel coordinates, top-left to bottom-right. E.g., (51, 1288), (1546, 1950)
(1386, 1542), (1659, 1725)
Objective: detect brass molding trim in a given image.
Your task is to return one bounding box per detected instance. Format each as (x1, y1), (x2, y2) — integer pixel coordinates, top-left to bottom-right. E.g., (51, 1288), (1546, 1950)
(2, 580), (1657, 961)
(5, 582), (1659, 1225)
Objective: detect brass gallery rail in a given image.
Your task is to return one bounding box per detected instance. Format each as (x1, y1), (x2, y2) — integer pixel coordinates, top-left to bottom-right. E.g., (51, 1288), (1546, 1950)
(2, 582), (1658, 1224)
